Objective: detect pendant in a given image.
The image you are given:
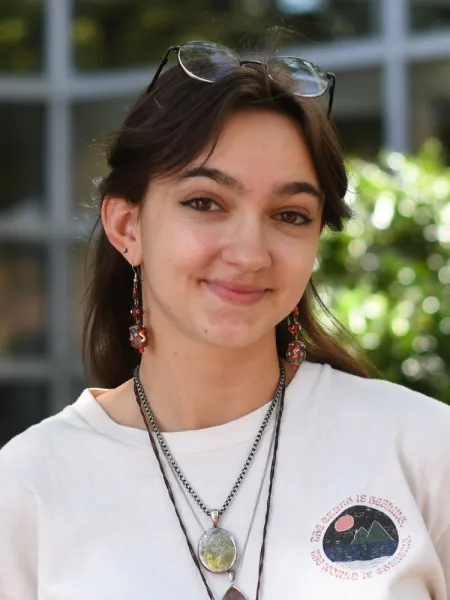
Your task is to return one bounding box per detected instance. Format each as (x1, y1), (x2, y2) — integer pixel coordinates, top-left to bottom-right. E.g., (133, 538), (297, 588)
(198, 510), (237, 574)
(223, 586), (247, 600)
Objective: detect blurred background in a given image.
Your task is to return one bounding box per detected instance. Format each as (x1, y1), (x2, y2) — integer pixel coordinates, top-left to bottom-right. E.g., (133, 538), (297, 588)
(1, 0), (450, 446)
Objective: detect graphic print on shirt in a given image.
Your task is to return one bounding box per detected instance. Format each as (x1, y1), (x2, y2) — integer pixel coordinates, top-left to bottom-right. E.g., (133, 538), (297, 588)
(310, 495), (412, 581)
(323, 506), (398, 569)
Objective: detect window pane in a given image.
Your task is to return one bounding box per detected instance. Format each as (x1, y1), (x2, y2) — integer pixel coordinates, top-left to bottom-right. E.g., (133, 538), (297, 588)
(335, 116), (382, 159)
(72, 98), (132, 212)
(72, 378), (87, 401)
(72, 0), (380, 71)
(275, 0), (380, 42)
(410, 60), (450, 157)
(333, 68), (382, 159)
(0, 244), (48, 357)
(0, 0), (44, 73)
(409, 0), (450, 32)
(0, 383), (48, 447)
(0, 104), (46, 219)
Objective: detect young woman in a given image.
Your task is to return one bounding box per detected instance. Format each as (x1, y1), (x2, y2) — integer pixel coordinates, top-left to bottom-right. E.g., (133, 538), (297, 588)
(1, 41), (449, 600)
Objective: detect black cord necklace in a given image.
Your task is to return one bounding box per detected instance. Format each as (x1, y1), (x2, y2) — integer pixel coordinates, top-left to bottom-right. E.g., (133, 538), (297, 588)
(134, 364), (286, 600)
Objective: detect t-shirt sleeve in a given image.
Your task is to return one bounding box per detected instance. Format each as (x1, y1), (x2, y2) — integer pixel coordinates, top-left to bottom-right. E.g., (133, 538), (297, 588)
(0, 457), (38, 600)
(423, 398), (450, 598)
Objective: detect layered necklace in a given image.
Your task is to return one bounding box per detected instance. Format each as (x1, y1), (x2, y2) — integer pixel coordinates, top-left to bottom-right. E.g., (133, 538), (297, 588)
(133, 361), (286, 600)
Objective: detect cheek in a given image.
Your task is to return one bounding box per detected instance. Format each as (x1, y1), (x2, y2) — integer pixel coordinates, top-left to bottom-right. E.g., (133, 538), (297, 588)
(276, 234), (319, 272)
(144, 226), (217, 280)
(281, 259), (314, 294)
(274, 237), (319, 297)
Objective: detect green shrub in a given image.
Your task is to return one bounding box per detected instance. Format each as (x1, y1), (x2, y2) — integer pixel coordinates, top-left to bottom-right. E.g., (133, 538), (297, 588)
(316, 140), (450, 403)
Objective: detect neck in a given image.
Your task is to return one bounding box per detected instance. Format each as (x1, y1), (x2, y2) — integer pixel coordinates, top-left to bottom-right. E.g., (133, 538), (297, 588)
(137, 334), (287, 432)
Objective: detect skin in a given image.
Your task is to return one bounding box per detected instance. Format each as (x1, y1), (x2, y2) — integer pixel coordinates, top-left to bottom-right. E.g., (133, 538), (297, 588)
(99, 107), (324, 432)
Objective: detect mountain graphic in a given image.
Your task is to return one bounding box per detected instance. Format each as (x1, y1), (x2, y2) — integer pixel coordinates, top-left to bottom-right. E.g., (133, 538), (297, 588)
(351, 521), (395, 545)
(352, 527), (370, 544)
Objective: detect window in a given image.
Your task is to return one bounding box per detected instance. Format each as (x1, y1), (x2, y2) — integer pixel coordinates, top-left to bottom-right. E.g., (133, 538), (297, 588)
(72, 0), (380, 71)
(0, 104), (46, 220)
(72, 98), (133, 213)
(409, 0), (450, 32)
(332, 68), (382, 159)
(71, 378), (87, 401)
(0, 243), (48, 358)
(0, 0), (44, 73)
(410, 60), (450, 157)
(275, 0), (380, 42)
(0, 383), (48, 447)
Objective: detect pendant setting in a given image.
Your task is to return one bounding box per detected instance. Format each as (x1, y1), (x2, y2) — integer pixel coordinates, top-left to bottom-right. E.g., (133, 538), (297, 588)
(198, 510), (238, 574)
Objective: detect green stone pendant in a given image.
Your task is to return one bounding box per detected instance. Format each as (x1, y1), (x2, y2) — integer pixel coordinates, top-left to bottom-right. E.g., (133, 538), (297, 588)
(198, 510), (237, 574)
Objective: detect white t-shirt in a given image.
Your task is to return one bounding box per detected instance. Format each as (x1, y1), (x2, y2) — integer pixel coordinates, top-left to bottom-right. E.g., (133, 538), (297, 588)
(1, 361), (450, 600)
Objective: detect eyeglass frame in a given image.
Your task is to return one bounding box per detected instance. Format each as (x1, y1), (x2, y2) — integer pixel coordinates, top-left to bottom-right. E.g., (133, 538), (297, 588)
(146, 42), (336, 119)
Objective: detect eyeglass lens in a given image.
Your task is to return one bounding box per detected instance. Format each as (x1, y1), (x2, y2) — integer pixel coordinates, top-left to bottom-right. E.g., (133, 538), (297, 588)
(268, 57), (329, 98)
(178, 42), (329, 101)
(179, 41), (240, 82)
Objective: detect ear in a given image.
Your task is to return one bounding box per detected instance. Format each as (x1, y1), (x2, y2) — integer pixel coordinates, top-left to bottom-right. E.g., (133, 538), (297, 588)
(102, 196), (142, 265)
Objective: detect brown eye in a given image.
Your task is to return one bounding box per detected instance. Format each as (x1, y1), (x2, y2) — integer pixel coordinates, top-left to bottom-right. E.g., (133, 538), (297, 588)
(181, 197), (220, 212)
(193, 198), (213, 211)
(275, 211), (311, 225)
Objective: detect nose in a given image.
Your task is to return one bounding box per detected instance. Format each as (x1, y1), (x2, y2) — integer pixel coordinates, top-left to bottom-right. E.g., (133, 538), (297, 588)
(221, 218), (272, 272)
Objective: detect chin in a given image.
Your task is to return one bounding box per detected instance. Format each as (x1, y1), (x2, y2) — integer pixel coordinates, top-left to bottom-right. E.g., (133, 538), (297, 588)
(197, 318), (269, 349)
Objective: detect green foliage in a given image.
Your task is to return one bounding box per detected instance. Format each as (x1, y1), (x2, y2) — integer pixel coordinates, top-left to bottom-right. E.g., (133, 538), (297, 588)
(315, 140), (450, 403)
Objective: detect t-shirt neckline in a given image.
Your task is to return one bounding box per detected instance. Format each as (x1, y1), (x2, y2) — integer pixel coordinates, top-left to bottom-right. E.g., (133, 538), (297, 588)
(70, 361), (323, 455)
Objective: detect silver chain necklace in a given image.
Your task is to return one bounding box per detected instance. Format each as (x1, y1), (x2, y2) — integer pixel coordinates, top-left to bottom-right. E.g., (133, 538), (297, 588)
(133, 367), (283, 518)
(167, 403), (278, 600)
(133, 363), (285, 577)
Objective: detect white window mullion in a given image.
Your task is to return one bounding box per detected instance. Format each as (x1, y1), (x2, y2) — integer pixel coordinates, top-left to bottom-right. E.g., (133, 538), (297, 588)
(381, 0), (409, 152)
(44, 0), (74, 413)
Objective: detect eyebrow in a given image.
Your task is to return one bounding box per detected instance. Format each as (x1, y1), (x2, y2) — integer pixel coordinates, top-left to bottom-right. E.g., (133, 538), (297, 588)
(179, 166), (324, 204)
(179, 166), (245, 194)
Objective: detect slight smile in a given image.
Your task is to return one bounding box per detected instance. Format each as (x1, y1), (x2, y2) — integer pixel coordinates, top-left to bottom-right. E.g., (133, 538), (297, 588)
(204, 280), (269, 305)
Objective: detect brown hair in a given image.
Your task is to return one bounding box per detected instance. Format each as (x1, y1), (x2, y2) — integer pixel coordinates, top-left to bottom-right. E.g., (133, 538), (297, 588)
(83, 62), (382, 388)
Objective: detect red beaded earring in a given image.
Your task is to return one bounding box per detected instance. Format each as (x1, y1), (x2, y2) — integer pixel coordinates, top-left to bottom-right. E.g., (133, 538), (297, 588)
(129, 266), (149, 353)
(286, 306), (306, 371)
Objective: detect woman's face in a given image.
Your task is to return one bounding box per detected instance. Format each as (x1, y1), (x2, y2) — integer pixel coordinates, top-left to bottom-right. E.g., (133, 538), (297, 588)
(137, 108), (323, 349)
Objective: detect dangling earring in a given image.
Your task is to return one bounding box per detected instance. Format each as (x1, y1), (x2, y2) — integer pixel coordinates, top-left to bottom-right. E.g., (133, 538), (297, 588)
(129, 265), (149, 354)
(286, 306), (306, 371)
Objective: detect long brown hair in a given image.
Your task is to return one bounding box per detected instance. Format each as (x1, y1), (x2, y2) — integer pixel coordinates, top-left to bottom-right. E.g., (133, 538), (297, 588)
(83, 62), (381, 388)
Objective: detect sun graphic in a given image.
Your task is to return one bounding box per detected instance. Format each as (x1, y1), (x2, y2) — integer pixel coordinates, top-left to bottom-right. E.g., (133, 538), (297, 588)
(335, 515), (355, 532)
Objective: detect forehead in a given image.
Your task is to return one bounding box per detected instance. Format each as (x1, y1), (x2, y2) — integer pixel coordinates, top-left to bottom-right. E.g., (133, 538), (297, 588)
(202, 108), (317, 184)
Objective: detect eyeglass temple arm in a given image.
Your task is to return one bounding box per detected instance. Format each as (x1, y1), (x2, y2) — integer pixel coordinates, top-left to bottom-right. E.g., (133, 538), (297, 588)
(146, 46), (180, 94)
(327, 72), (336, 120)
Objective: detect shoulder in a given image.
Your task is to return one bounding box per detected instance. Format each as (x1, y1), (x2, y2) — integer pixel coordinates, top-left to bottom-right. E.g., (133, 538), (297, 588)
(323, 364), (450, 432)
(317, 363), (450, 497)
(291, 360), (450, 436)
(301, 361), (450, 473)
(0, 399), (87, 599)
(0, 391), (93, 490)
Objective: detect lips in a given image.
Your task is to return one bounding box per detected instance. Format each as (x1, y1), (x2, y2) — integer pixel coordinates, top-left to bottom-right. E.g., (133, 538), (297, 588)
(204, 280), (268, 305)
